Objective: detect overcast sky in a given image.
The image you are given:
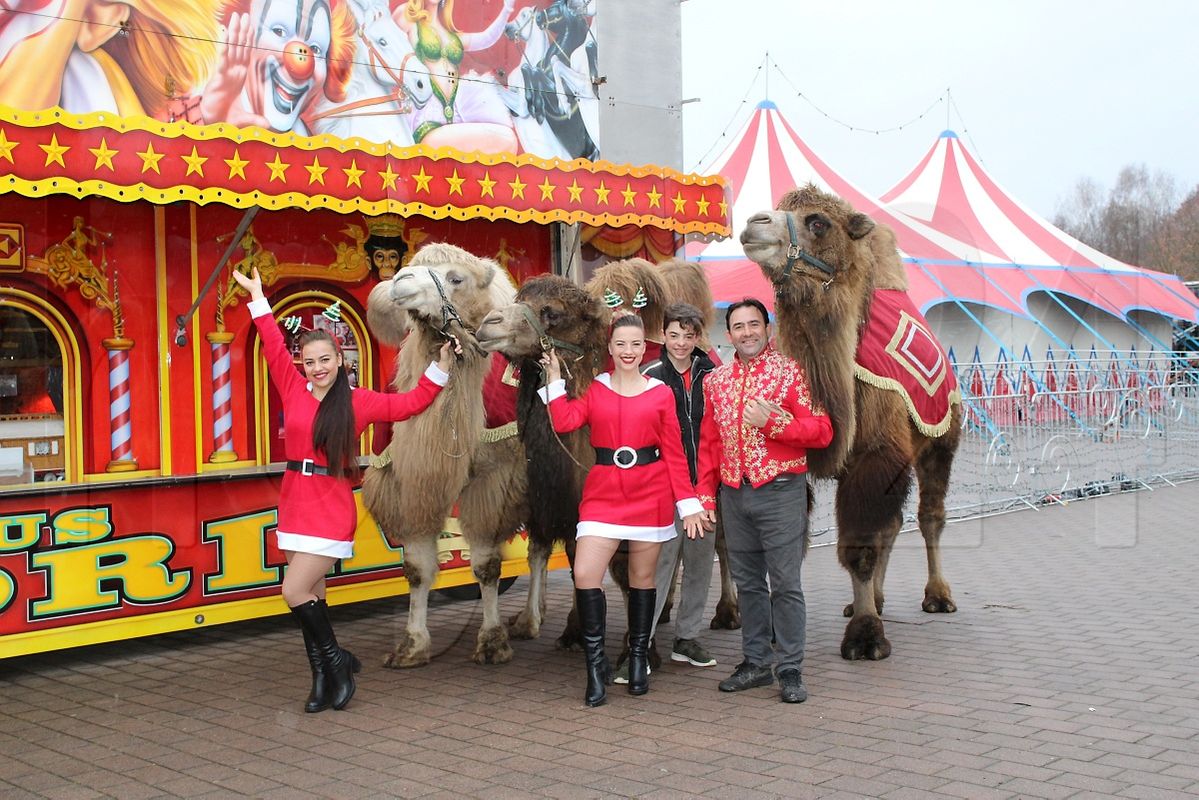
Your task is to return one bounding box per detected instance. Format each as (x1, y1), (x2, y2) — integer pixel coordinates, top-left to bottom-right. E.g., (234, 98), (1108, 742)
(679, 0), (1199, 220)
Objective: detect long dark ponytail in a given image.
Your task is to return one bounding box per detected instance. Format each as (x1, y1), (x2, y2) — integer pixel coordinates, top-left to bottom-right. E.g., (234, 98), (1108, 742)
(301, 330), (357, 478)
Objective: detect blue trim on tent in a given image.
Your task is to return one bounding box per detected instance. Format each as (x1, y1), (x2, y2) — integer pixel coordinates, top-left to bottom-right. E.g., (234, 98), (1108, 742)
(757, 100), (778, 110)
(939, 130), (959, 139)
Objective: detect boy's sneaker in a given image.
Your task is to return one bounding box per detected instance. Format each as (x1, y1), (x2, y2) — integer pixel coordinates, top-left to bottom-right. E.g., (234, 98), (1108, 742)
(718, 661), (774, 692)
(778, 669), (808, 703)
(612, 660), (649, 685)
(670, 638), (717, 667)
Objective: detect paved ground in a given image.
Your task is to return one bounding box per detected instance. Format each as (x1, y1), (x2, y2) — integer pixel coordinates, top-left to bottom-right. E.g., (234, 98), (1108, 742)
(2, 482), (1199, 799)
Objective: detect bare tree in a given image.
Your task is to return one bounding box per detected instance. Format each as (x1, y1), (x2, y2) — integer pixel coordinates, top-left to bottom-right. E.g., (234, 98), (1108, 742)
(1054, 164), (1179, 267)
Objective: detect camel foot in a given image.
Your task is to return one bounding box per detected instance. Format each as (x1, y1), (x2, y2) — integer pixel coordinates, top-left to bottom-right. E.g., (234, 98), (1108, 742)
(841, 614), (891, 661)
(555, 627), (584, 652)
(710, 598), (741, 630)
(472, 624), (514, 665)
(843, 599), (884, 618)
(507, 610), (541, 640)
(922, 594), (957, 613)
(382, 632), (431, 669)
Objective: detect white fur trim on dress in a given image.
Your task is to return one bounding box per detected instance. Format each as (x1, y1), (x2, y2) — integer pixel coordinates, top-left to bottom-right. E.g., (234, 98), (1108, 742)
(538, 378), (567, 404)
(577, 520), (678, 543)
(594, 373), (664, 392)
(424, 362), (450, 386)
(277, 531), (353, 559)
(675, 497), (703, 518)
(247, 297), (272, 318)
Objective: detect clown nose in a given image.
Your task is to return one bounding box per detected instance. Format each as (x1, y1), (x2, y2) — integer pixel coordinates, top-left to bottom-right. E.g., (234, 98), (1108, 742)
(282, 40), (315, 82)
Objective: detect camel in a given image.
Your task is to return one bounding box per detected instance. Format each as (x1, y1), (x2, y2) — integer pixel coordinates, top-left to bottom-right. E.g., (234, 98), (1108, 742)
(739, 184), (962, 661)
(362, 243), (527, 667)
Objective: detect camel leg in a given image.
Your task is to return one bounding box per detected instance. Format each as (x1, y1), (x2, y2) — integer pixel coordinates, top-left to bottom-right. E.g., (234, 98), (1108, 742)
(837, 452), (911, 661)
(509, 538), (549, 639)
(384, 534), (437, 669)
(658, 559), (679, 625)
(915, 429), (958, 613)
(709, 514), (741, 630)
(554, 537), (585, 652)
(469, 537), (514, 665)
(843, 524), (897, 618)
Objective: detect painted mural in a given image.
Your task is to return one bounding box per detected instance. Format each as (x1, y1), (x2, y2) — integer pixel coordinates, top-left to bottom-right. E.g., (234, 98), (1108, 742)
(0, 0), (599, 159)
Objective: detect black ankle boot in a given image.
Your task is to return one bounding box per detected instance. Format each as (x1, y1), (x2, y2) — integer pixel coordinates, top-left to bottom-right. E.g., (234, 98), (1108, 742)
(627, 587), (656, 696)
(575, 588), (610, 707)
(290, 599), (360, 711)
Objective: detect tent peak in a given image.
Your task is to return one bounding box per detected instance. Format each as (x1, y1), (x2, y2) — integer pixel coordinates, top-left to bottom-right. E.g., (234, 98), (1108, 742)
(939, 129), (959, 139)
(756, 99), (778, 110)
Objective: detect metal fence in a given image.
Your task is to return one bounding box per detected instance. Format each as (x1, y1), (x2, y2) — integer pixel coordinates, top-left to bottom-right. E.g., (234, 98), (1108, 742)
(808, 351), (1199, 543)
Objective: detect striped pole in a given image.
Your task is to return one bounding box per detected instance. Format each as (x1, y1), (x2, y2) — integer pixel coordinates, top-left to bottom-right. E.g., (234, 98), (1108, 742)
(207, 331), (238, 463)
(102, 337), (138, 472)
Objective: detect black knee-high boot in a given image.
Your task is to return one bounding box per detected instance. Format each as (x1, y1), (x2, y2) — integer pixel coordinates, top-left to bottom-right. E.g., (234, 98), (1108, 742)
(298, 625), (331, 713)
(290, 599), (360, 711)
(575, 588), (610, 707)
(627, 587), (656, 696)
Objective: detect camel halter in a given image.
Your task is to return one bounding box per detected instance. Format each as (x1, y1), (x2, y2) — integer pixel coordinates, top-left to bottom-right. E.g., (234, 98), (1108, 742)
(781, 213), (837, 282)
(518, 303), (584, 358)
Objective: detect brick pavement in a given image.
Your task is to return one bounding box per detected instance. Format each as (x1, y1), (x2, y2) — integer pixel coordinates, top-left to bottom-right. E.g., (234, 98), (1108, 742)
(2, 482), (1198, 799)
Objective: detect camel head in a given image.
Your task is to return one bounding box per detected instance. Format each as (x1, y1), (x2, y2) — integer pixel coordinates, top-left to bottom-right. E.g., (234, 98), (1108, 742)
(477, 275), (606, 370)
(366, 242), (517, 348)
(583, 257), (669, 340)
(740, 183), (880, 311)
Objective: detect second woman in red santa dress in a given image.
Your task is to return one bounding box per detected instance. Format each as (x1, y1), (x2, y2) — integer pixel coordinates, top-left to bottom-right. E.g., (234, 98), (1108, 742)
(540, 313), (705, 707)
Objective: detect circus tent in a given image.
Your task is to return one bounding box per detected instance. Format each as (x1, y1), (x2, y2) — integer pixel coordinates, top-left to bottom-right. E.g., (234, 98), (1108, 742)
(692, 101), (1199, 362)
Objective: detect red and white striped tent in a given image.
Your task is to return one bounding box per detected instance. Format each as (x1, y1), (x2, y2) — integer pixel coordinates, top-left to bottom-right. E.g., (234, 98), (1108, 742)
(882, 130), (1199, 324)
(692, 100), (1017, 315)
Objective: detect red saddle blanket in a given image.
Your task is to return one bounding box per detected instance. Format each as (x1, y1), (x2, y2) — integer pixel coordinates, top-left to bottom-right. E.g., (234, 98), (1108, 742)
(854, 289), (959, 437)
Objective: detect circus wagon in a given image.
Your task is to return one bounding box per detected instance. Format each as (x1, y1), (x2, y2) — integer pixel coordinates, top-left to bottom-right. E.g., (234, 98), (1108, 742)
(0, 0), (728, 657)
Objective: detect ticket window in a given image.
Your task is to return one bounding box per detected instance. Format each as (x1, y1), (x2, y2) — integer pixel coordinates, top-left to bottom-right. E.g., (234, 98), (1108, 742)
(0, 306), (66, 485)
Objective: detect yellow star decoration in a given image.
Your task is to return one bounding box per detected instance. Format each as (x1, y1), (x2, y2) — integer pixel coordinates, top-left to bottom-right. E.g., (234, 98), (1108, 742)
(696, 195), (711, 216)
(39, 133), (70, 168)
(718, 199), (729, 220)
(620, 183), (637, 207)
(343, 159), (364, 188)
(671, 192), (687, 214)
(538, 177), (557, 201)
(412, 166), (433, 193)
(225, 148), (249, 180)
(379, 163), (399, 191)
(181, 145), (207, 177)
(646, 186), (663, 209)
(566, 179), (583, 203)
(88, 138), (118, 171)
(593, 181), (610, 205)
(445, 169), (465, 196)
(477, 171), (496, 198)
(265, 153), (290, 183)
(136, 141), (165, 174)
(508, 175), (527, 200)
(0, 129), (18, 163)
(305, 156), (328, 185)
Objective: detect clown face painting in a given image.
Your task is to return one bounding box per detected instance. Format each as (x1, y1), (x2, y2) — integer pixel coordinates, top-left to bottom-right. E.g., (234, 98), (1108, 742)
(240, 0), (337, 132)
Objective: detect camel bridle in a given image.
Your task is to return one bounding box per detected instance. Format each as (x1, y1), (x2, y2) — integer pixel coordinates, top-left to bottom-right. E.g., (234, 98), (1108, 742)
(518, 302), (585, 359)
(780, 212), (837, 283)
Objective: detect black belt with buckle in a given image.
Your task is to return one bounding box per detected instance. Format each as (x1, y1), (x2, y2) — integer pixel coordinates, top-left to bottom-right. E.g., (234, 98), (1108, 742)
(286, 459), (331, 477)
(595, 446), (660, 470)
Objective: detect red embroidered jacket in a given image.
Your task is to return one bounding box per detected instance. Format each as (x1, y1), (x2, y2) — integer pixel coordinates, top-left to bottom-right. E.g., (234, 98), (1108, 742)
(695, 344), (833, 509)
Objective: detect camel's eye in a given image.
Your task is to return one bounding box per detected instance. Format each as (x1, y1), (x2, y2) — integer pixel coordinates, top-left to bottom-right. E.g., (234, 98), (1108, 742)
(542, 307), (562, 325)
(446, 270), (465, 285)
(805, 215), (830, 236)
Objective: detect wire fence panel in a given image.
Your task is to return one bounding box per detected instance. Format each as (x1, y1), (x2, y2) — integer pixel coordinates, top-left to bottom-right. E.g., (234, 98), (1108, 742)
(808, 351), (1199, 545)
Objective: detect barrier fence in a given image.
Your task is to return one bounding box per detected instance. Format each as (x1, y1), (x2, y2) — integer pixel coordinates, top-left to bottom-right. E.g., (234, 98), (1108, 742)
(808, 350), (1199, 543)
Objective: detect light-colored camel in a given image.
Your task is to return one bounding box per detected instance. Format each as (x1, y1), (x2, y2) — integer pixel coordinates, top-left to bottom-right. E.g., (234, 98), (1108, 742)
(740, 184), (962, 660)
(362, 243), (526, 667)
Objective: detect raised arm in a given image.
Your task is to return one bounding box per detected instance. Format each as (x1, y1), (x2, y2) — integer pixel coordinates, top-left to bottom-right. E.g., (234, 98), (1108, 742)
(234, 268), (306, 398)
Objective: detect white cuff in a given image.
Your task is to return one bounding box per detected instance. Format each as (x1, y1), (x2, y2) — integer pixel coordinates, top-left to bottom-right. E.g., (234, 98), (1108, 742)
(247, 298), (272, 319)
(424, 362), (450, 386)
(676, 497), (704, 518)
(537, 379), (567, 404)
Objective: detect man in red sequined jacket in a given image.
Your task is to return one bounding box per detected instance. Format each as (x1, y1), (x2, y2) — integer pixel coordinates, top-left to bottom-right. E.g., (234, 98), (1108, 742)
(696, 298), (832, 704)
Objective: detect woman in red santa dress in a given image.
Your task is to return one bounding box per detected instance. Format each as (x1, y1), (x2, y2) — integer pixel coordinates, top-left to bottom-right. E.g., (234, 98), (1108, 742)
(540, 314), (704, 707)
(233, 268), (455, 713)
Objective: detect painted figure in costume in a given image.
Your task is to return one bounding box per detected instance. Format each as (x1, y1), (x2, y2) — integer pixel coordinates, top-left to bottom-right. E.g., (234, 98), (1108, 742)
(540, 314), (705, 707)
(195, 0), (356, 132)
(0, 0), (218, 117)
(392, 0), (518, 150)
(232, 267), (455, 713)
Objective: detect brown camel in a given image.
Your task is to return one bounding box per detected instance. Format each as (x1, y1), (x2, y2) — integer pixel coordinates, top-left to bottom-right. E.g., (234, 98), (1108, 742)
(362, 243), (527, 667)
(739, 184), (962, 660)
